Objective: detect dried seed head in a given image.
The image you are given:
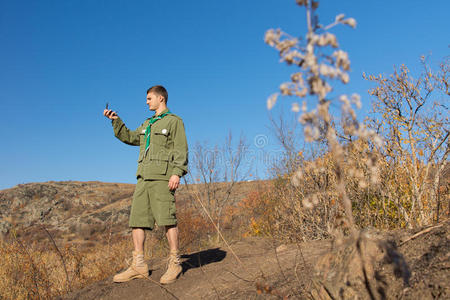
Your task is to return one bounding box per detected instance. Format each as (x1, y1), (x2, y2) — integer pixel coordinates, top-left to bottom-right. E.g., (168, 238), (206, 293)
(302, 196), (314, 209)
(303, 52), (317, 70)
(310, 77), (330, 99)
(317, 34), (326, 47)
(291, 72), (304, 85)
(304, 125), (320, 142)
(264, 29), (281, 46)
(339, 94), (350, 105)
(319, 64), (328, 76)
(342, 18), (357, 28)
(358, 180), (367, 189)
(283, 50), (303, 64)
(301, 101), (307, 112)
(335, 13), (345, 22)
(291, 170), (303, 186)
(318, 101), (331, 122)
(304, 125), (313, 141)
(276, 38), (298, 54)
(333, 50), (350, 71)
(296, 88), (308, 98)
(373, 135), (383, 148)
(351, 93), (362, 109)
(280, 83), (291, 95)
(325, 33), (338, 48)
(340, 72), (350, 84)
(267, 93), (278, 110)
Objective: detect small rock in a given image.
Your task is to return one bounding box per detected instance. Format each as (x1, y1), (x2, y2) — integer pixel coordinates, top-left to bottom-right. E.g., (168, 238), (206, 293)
(276, 244), (288, 253)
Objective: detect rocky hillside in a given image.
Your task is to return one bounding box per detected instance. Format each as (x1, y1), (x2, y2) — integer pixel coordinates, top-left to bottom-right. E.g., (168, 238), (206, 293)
(0, 181), (135, 247)
(0, 180), (259, 248)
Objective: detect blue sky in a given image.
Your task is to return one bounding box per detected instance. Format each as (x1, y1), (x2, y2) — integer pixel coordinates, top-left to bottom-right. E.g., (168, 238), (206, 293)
(0, 0), (448, 189)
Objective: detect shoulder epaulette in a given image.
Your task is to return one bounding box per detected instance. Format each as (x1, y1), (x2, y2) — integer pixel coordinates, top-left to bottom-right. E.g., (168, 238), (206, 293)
(166, 113), (182, 121)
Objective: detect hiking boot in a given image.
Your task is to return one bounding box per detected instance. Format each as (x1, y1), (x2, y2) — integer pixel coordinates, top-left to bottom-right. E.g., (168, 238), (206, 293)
(113, 251), (149, 283)
(160, 250), (182, 284)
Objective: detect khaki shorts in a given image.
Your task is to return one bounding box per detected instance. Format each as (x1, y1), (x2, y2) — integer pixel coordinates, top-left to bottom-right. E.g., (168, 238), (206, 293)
(129, 178), (176, 229)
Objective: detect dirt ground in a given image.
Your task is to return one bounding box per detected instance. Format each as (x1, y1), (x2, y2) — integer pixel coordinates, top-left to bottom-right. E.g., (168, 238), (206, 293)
(387, 220), (449, 299)
(61, 220), (449, 300)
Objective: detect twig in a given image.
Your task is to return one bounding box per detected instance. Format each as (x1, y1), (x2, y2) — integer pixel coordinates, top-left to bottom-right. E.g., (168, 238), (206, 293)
(198, 255), (221, 299)
(41, 225), (72, 292)
(272, 240), (288, 282)
(13, 231), (42, 300)
(399, 223), (443, 246)
(293, 247), (302, 286)
(227, 270), (254, 283)
(296, 243), (313, 292)
(191, 189), (243, 265)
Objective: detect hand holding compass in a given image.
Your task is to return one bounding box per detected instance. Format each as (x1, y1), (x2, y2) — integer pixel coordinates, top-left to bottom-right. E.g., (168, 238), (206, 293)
(103, 102), (118, 120)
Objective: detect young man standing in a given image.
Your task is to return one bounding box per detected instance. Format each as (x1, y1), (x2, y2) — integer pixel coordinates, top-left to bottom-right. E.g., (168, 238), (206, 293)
(103, 85), (188, 284)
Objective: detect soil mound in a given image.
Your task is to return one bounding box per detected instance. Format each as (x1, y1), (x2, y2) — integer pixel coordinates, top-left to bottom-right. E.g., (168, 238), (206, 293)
(62, 220), (449, 299)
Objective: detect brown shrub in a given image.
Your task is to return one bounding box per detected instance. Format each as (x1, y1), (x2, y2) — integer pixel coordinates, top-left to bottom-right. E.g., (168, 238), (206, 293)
(178, 208), (214, 252)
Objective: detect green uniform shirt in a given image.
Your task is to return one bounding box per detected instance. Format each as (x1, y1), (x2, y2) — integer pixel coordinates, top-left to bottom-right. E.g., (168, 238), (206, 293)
(111, 108), (188, 180)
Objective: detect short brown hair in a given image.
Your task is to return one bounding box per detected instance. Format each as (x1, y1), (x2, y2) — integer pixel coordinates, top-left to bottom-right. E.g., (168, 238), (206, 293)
(147, 85), (168, 103)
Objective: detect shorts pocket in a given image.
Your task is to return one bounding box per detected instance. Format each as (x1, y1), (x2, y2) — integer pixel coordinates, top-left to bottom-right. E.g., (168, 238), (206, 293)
(168, 201), (176, 219)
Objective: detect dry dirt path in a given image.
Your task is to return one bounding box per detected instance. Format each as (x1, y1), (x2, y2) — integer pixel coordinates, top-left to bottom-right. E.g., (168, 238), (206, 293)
(62, 237), (331, 300)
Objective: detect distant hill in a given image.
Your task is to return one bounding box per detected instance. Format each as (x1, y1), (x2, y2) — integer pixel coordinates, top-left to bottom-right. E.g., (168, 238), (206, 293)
(0, 180), (260, 248)
(0, 181), (134, 247)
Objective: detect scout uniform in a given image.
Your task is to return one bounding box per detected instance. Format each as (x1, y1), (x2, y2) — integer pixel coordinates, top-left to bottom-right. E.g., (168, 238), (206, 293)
(111, 108), (188, 229)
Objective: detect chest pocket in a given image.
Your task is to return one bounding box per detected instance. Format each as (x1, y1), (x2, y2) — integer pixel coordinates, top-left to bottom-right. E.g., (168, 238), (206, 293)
(152, 128), (169, 147)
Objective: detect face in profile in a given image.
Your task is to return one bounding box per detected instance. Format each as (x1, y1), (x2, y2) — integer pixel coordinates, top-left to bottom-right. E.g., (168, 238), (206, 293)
(146, 92), (162, 111)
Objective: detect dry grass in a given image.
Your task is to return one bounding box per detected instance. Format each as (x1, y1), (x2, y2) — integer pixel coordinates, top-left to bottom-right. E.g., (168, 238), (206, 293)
(0, 204), (241, 300)
(239, 144), (449, 242)
(0, 233), (129, 300)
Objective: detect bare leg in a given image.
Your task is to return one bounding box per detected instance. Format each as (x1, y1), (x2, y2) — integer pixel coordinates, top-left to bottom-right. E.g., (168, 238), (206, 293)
(132, 228), (146, 252)
(165, 225), (179, 251)
(113, 227), (148, 282)
(160, 225), (182, 284)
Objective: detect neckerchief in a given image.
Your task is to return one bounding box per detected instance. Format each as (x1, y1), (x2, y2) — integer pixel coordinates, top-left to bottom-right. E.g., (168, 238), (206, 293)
(145, 111), (171, 154)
